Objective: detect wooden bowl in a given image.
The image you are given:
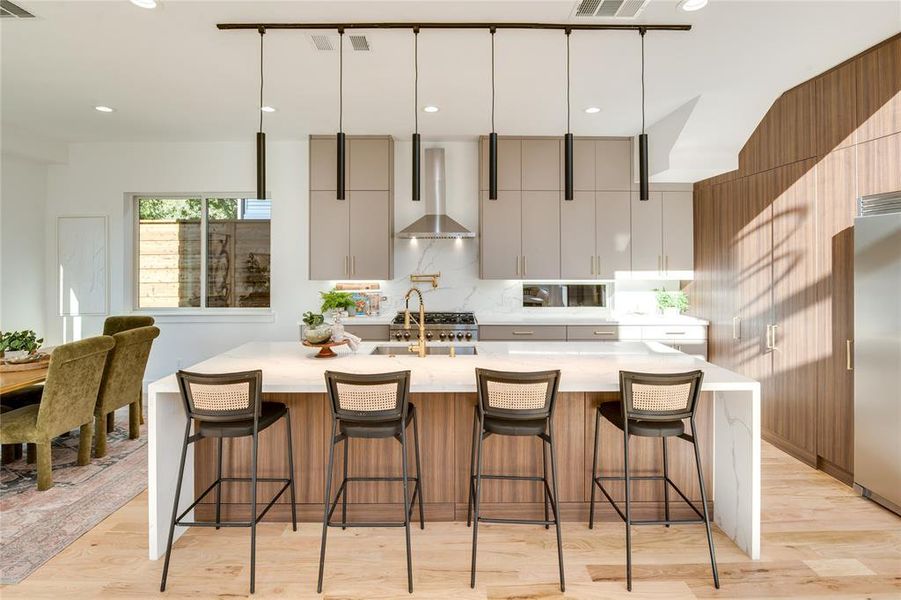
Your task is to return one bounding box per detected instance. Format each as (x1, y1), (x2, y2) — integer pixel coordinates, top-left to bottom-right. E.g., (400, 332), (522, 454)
(302, 339), (349, 358)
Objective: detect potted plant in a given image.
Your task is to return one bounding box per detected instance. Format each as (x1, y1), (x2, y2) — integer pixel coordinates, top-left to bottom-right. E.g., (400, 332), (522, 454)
(0, 329), (44, 361)
(319, 290), (357, 321)
(655, 289), (689, 318)
(302, 311), (332, 344)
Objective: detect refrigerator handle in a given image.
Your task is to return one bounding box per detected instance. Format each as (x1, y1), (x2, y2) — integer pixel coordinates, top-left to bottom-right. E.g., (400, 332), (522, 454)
(846, 339), (853, 371)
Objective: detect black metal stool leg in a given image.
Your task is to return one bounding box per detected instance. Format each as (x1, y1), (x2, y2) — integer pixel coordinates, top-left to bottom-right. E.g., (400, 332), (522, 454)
(691, 420), (720, 589)
(215, 437), (223, 530)
(400, 424), (413, 593)
(469, 426), (485, 588)
(413, 408), (425, 529)
(285, 410), (297, 531)
(160, 420), (191, 592)
(623, 429), (632, 592)
(249, 429), (259, 594)
(466, 408), (478, 527)
(548, 431), (566, 593)
(662, 436), (670, 528)
(317, 422), (338, 593)
(542, 440), (550, 530)
(589, 405), (601, 529)
(341, 437), (349, 530)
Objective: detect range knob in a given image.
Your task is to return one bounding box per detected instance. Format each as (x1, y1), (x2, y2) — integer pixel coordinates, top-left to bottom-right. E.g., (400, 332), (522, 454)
(394, 332), (403, 341)
(465, 332), (473, 340)
(403, 331), (411, 340)
(439, 331), (447, 340)
(456, 332), (464, 340)
(426, 331), (433, 340)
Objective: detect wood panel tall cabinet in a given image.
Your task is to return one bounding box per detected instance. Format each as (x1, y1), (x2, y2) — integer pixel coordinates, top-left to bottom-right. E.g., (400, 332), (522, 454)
(692, 33), (901, 484)
(309, 135), (394, 280)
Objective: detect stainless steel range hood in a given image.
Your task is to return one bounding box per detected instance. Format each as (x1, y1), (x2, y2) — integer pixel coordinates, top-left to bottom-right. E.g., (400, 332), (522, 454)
(397, 147), (475, 239)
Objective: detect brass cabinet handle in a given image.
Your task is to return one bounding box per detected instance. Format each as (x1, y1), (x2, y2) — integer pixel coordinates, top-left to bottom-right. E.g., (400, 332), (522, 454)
(665, 331), (686, 335)
(665, 255), (669, 272)
(846, 339), (853, 371)
(590, 255), (595, 276)
(733, 316), (741, 340)
(344, 256), (349, 277)
(593, 331), (615, 336)
(771, 324), (779, 350)
(351, 255), (356, 275)
(596, 255), (601, 278)
(515, 256), (520, 276)
(522, 255), (527, 276)
(765, 324), (772, 350)
(512, 330), (534, 335)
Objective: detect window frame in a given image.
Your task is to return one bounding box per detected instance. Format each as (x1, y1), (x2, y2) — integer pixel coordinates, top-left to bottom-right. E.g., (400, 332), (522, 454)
(129, 192), (273, 319)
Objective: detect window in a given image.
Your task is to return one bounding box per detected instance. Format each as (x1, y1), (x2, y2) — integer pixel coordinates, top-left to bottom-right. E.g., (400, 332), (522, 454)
(135, 195), (271, 310)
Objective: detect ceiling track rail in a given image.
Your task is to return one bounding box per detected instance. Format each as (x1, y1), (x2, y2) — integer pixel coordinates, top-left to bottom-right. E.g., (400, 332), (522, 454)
(216, 22), (691, 33)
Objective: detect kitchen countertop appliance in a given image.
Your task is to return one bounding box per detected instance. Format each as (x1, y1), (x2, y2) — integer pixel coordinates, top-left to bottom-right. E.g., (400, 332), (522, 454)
(390, 311), (478, 342)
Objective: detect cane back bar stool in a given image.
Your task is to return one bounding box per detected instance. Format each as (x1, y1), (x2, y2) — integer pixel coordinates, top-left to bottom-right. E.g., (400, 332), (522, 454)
(589, 370), (719, 591)
(317, 370), (424, 594)
(468, 368), (565, 592)
(160, 370), (297, 594)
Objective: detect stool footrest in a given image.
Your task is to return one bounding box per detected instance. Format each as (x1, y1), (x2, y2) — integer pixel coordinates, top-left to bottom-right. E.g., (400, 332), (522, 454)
(592, 473), (707, 523)
(477, 516), (557, 526)
(174, 477), (291, 528)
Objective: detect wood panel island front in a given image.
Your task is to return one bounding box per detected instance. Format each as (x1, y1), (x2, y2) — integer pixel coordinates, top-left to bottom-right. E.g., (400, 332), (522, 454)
(148, 341), (760, 561)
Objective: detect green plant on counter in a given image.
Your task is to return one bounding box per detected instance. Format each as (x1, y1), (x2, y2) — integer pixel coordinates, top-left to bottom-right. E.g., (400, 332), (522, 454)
(654, 289), (689, 313)
(320, 290), (356, 314)
(302, 311), (325, 327)
(0, 330), (44, 354)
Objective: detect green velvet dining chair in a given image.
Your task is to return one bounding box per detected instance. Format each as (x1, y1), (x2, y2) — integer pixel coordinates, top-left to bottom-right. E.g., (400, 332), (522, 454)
(0, 336), (114, 490)
(102, 315), (155, 429)
(94, 325), (160, 457)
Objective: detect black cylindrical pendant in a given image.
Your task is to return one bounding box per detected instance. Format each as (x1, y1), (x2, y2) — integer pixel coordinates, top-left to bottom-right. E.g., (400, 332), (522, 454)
(564, 133), (574, 201)
(488, 132), (498, 200)
(256, 131), (266, 200)
(336, 131), (346, 200)
(638, 133), (649, 201)
(412, 133), (421, 201)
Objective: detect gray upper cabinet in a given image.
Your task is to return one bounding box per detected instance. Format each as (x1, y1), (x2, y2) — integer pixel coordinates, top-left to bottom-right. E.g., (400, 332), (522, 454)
(480, 190), (522, 279)
(595, 191), (632, 278)
(521, 191), (560, 278)
(661, 191), (694, 273)
(630, 190), (664, 272)
(309, 135), (393, 280)
(572, 139), (596, 191)
(629, 188), (694, 276)
(479, 137), (522, 191)
(596, 139), (632, 191)
(560, 191), (596, 279)
(521, 139), (560, 190)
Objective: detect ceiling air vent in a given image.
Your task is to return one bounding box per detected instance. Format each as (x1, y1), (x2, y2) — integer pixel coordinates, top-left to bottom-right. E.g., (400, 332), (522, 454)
(310, 34), (335, 51)
(0, 0), (35, 18)
(348, 34), (371, 51)
(572, 0), (650, 19)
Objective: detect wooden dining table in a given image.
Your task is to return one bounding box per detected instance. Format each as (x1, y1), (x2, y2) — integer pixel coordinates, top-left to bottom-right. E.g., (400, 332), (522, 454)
(0, 365), (49, 396)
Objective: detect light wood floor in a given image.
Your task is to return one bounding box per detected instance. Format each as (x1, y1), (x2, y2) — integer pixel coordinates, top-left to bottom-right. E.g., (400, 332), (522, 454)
(2, 442), (900, 599)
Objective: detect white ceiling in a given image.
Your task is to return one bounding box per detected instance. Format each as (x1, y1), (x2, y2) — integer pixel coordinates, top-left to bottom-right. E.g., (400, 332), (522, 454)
(2, 0), (899, 180)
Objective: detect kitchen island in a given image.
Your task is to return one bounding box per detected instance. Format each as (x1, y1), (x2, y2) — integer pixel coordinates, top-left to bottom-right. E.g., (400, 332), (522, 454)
(147, 341), (759, 561)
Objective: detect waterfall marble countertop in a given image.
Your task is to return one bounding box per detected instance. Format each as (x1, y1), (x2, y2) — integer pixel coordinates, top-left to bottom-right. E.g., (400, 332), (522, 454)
(148, 340), (748, 395)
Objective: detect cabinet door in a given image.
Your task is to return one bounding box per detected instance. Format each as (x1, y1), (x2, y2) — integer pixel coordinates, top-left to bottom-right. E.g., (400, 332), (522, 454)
(596, 139), (632, 190)
(480, 190), (522, 279)
(310, 137), (338, 191)
(480, 138), (522, 191)
(349, 191), (391, 279)
(662, 191), (694, 273)
(595, 191), (632, 279)
(521, 139), (560, 190)
(521, 191), (560, 279)
(573, 138), (596, 191)
(561, 191), (596, 279)
(630, 191), (663, 272)
(309, 190), (350, 280)
(349, 138), (391, 190)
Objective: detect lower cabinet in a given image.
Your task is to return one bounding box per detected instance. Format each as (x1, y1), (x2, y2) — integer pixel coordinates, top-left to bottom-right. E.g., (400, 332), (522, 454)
(342, 324), (390, 341)
(479, 325), (567, 341)
(479, 324), (706, 349)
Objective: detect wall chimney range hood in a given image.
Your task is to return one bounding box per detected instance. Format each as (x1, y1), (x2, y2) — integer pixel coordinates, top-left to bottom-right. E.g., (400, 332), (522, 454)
(397, 147), (475, 239)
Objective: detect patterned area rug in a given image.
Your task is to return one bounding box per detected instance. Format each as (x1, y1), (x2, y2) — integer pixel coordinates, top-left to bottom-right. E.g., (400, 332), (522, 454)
(0, 419), (147, 584)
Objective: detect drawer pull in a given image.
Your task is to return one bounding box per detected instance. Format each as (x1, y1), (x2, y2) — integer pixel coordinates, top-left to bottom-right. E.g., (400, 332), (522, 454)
(664, 331), (685, 335)
(732, 316), (741, 340)
(593, 331), (615, 336)
(846, 339), (853, 371)
(512, 331), (534, 335)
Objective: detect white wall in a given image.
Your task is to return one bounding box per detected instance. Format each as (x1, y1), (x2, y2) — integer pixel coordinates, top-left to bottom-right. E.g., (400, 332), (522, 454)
(1, 154), (47, 335)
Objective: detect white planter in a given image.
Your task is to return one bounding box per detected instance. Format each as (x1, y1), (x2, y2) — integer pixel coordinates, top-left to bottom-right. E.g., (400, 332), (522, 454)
(663, 307), (681, 318)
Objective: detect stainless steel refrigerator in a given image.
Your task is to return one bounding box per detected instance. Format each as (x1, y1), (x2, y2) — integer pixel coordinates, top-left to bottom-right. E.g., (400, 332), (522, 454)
(854, 192), (901, 515)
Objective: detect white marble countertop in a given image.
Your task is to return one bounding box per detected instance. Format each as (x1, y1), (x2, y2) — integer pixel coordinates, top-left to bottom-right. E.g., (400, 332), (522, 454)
(474, 312), (709, 326)
(148, 340), (753, 395)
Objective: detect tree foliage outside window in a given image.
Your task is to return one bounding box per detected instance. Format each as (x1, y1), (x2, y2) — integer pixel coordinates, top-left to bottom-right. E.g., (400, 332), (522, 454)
(138, 198), (237, 221)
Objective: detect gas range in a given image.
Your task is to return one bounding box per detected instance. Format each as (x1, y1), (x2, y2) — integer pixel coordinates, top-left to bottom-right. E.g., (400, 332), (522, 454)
(389, 311), (478, 342)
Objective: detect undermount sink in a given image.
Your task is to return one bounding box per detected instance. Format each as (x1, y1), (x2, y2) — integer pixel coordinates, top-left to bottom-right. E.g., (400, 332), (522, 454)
(369, 345), (478, 356)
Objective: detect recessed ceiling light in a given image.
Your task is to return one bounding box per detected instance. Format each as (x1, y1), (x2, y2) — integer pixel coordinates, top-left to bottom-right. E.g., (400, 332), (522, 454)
(423, 106), (439, 113)
(260, 106), (276, 113)
(94, 105), (115, 113)
(584, 106), (601, 114)
(678, 0), (708, 11)
(129, 0), (157, 8)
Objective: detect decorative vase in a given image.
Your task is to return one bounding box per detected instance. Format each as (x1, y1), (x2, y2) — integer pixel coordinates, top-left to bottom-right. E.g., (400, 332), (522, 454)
(303, 324), (333, 344)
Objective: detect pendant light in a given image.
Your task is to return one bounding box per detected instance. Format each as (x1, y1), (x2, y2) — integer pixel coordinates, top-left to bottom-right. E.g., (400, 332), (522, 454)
(488, 27), (498, 201)
(412, 27), (421, 201)
(564, 29), (573, 201)
(638, 27), (649, 201)
(336, 28), (346, 200)
(256, 26), (266, 200)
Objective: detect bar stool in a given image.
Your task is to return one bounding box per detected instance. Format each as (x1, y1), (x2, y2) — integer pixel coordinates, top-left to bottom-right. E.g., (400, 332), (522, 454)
(160, 370), (297, 594)
(317, 370), (424, 594)
(467, 368), (565, 592)
(588, 370), (719, 591)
